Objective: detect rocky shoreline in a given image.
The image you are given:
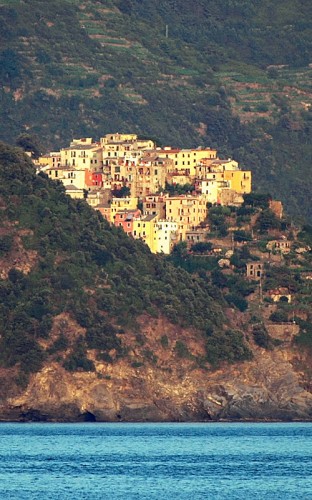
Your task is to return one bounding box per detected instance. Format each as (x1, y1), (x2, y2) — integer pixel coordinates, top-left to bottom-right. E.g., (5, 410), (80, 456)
(1, 345), (312, 423)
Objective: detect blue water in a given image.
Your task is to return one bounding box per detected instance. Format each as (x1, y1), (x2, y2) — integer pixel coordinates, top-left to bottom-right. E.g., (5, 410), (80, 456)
(0, 423), (312, 499)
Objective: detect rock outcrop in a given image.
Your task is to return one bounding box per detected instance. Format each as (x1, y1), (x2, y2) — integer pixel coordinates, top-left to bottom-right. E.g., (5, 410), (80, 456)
(1, 320), (312, 422)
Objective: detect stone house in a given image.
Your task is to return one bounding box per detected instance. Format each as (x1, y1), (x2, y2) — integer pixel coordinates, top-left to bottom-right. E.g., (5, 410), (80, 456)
(246, 261), (263, 279)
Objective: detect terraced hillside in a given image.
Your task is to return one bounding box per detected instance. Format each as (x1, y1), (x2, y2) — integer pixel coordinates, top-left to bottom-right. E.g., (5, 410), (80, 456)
(0, 0), (311, 221)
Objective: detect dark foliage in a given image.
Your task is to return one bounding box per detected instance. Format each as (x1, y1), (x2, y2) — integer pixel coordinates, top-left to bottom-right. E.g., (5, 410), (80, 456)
(0, 142), (248, 376)
(0, 0), (310, 221)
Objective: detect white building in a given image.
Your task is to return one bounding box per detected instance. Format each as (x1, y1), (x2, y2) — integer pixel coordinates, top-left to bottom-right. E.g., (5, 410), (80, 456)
(153, 220), (178, 254)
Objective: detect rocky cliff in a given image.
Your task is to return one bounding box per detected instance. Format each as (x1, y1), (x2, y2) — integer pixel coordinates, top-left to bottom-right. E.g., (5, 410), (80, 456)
(1, 315), (312, 422)
(0, 143), (311, 422)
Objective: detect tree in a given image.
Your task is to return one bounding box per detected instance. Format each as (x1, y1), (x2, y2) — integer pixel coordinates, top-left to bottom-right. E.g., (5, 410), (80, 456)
(252, 324), (271, 348)
(190, 242), (212, 253)
(243, 193), (271, 209)
(16, 134), (42, 159)
(256, 209), (281, 233)
(111, 186), (130, 198)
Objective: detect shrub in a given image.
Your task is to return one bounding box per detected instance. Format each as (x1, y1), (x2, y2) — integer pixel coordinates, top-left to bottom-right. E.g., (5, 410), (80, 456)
(225, 293), (248, 312)
(252, 324), (271, 348)
(160, 335), (169, 348)
(269, 310), (288, 323)
(206, 329), (252, 365)
(295, 320), (312, 348)
(63, 337), (95, 372)
(190, 242), (212, 253)
(174, 340), (191, 359)
(0, 235), (13, 255)
(48, 334), (69, 355)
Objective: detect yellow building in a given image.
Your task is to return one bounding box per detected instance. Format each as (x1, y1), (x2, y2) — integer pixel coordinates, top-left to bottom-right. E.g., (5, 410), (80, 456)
(165, 195), (207, 240)
(110, 197), (138, 223)
(101, 133), (155, 163)
(47, 167), (87, 190)
(195, 158), (252, 196)
(132, 157), (167, 197)
(34, 152), (61, 169)
(46, 166), (66, 181)
(60, 143), (103, 171)
(132, 214), (158, 250)
(101, 133), (137, 145)
(64, 185), (85, 200)
(157, 147), (217, 177)
(223, 170), (251, 194)
(166, 170), (193, 186)
(196, 158), (238, 179)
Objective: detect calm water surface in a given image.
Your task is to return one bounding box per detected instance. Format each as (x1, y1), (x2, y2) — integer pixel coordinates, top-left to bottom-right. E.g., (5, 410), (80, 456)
(0, 422), (311, 499)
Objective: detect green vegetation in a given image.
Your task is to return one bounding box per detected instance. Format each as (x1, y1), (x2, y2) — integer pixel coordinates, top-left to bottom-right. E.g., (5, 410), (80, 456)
(0, 1), (311, 221)
(252, 324), (272, 349)
(174, 340), (191, 359)
(295, 320), (312, 348)
(0, 143), (254, 378)
(206, 328), (252, 366)
(190, 242), (212, 254)
(165, 182), (194, 196)
(208, 206), (230, 237)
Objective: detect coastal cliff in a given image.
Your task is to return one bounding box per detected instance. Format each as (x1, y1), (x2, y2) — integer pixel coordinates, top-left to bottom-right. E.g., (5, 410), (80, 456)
(0, 143), (312, 422)
(2, 314), (312, 422)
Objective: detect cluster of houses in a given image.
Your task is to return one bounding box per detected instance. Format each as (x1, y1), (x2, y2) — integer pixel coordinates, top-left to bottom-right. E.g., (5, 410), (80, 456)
(34, 133), (252, 254)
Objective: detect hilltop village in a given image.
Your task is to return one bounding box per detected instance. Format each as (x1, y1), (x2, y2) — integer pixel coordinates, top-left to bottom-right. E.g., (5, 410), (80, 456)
(34, 133), (252, 254)
(33, 132), (312, 328)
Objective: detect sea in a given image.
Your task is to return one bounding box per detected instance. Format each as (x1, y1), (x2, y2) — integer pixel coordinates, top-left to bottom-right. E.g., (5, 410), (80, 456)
(0, 422), (311, 499)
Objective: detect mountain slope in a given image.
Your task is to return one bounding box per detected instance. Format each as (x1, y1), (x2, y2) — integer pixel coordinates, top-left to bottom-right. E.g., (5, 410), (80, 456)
(0, 142), (312, 421)
(0, 142), (247, 380)
(0, 0), (311, 221)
